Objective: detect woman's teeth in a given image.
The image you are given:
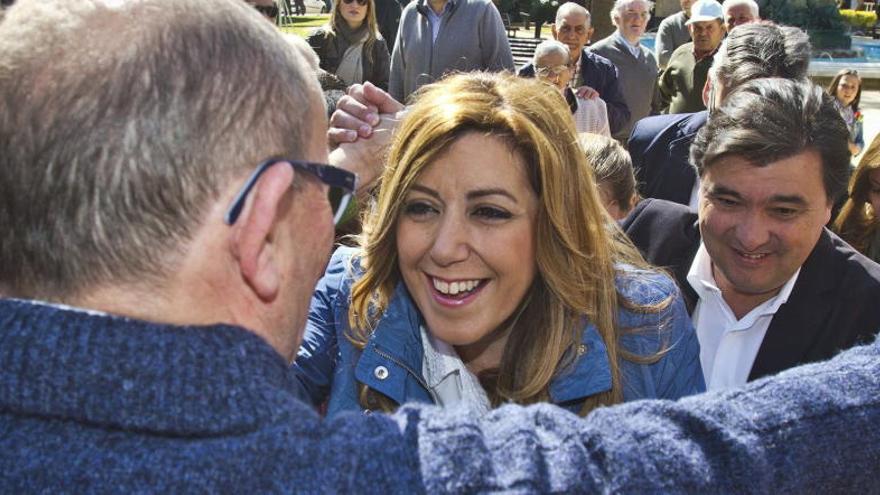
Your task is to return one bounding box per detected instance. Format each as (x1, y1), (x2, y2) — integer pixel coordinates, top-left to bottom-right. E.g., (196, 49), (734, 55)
(432, 278), (482, 296)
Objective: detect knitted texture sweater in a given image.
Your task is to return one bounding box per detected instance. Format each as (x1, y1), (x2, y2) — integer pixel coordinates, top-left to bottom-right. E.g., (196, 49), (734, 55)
(0, 299), (423, 493)
(2, 298), (880, 493)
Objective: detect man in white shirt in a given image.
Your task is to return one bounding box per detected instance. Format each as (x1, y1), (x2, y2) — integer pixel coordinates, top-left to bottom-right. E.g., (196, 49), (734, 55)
(622, 77), (880, 390)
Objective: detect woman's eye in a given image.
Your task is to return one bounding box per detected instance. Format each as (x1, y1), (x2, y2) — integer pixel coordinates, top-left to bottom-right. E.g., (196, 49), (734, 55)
(403, 201), (437, 217)
(473, 206), (512, 220)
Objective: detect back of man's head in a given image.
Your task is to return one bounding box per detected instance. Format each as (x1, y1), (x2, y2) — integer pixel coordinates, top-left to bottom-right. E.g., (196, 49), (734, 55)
(691, 78), (850, 203)
(0, 0), (320, 300)
(709, 22), (810, 96)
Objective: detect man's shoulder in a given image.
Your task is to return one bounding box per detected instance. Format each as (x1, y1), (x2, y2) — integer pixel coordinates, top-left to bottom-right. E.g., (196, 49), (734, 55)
(622, 198), (697, 231)
(455, 0), (495, 12)
(668, 42), (695, 63)
(400, 1), (421, 18)
(630, 111), (705, 148)
(588, 34), (618, 54)
(580, 48), (616, 73)
(811, 230), (880, 292)
(657, 12), (684, 30)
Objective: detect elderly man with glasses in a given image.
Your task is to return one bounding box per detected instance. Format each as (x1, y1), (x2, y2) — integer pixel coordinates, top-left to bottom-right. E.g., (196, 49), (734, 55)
(532, 39), (610, 137)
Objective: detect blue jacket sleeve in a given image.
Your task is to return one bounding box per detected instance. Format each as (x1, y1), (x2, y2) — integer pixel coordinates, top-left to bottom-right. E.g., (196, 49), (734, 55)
(291, 247), (353, 406)
(646, 283), (705, 399)
(617, 270), (705, 400)
(400, 336), (880, 493)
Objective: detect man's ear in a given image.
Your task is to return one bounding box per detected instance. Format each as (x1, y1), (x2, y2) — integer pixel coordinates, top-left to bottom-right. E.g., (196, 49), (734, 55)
(551, 24), (558, 40)
(231, 164), (295, 302)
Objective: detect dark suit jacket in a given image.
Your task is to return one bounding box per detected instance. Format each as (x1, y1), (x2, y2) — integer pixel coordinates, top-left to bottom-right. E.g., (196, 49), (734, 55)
(622, 198), (880, 381)
(518, 49), (631, 135)
(627, 111), (707, 206)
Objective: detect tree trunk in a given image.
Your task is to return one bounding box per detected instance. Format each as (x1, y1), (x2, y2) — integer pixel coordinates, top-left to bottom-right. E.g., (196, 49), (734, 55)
(591, 0), (615, 42)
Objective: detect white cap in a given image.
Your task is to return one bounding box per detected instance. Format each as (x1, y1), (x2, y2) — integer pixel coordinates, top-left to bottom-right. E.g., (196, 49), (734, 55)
(686, 0), (723, 25)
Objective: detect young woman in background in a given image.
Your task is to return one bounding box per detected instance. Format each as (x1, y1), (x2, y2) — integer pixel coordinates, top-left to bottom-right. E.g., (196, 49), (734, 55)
(307, 0), (390, 90)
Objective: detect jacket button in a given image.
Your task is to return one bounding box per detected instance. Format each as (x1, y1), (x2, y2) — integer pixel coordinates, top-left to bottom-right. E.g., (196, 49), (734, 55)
(374, 365), (389, 380)
(577, 344), (588, 356)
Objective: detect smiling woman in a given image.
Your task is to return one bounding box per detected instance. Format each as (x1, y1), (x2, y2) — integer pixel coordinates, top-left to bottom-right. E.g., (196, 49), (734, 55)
(293, 72), (705, 418)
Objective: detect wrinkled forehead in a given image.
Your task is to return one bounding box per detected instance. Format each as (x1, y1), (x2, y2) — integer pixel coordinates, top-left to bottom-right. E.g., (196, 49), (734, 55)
(559, 12), (589, 28)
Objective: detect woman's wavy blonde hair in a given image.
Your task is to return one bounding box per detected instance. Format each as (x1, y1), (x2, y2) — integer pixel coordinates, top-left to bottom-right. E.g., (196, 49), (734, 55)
(349, 72), (664, 416)
(834, 135), (880, 254)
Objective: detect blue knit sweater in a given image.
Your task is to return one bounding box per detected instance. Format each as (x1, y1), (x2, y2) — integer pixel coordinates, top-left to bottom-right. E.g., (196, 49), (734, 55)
(2, 298), (879, 493)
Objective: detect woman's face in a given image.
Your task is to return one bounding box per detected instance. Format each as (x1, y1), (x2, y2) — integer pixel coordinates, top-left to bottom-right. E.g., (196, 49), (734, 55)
(868, 168), (880, 219)
(395, 132), (539, 356)
(836, 74), (860, 107)
(536, 51), (572, 91)
(339, 0), (368, 29)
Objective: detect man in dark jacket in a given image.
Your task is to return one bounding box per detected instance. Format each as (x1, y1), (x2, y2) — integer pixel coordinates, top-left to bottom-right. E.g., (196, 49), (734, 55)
(629, 22), (810, 208)
(517, 2), (630, 134)
(2, 0), (880, 492)
(623, 78), (880, 391)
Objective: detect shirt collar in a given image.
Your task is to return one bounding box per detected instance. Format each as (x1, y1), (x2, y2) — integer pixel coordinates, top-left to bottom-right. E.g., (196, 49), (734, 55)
(614, 30), (642, 58)
(420, 325), (465, 388)
(687, 243), (801, 320)
(425, 0), (454, 16)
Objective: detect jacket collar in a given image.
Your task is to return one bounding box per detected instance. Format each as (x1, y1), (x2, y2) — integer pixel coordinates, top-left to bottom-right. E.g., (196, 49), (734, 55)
(749, 229), (846, 379)
(355, 287), (612, 405)
(0, 298), (305, 436)
(416, 0), (457, 17)
(354, 282), (430, 405)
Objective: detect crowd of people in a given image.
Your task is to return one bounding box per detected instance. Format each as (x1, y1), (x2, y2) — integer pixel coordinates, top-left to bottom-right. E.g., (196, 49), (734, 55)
(2, 0), (880, 491)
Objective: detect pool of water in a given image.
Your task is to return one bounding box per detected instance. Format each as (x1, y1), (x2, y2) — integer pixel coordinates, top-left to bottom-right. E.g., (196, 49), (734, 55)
(638, 35), (880, 78)
(638, 35), (880, 62)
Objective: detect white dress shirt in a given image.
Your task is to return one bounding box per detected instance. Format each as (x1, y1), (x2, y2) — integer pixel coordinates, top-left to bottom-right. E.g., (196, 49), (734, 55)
(687, 243), (800, 390)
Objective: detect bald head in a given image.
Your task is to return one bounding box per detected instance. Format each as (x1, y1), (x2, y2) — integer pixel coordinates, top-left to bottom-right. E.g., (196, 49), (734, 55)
(0, 0), (322, 298)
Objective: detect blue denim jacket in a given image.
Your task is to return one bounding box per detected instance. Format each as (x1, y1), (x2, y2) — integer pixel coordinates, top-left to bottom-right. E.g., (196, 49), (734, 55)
(293, 247), (705, 417)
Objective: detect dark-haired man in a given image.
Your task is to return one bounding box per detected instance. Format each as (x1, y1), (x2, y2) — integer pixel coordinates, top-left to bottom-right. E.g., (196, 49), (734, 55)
(623, 78), (880, 390)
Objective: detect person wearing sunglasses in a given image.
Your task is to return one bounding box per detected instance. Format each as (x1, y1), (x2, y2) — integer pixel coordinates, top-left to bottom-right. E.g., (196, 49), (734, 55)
(246, 0), (279, 22)
(307, 0), (390, 90)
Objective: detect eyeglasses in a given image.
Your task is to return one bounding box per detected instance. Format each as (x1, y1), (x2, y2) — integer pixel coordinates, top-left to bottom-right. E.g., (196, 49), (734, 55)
(252, 4), (279, 18)
(342, 0), (369, 6)
(224, 158), (358, 226)
(536, 64), (570, 78)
